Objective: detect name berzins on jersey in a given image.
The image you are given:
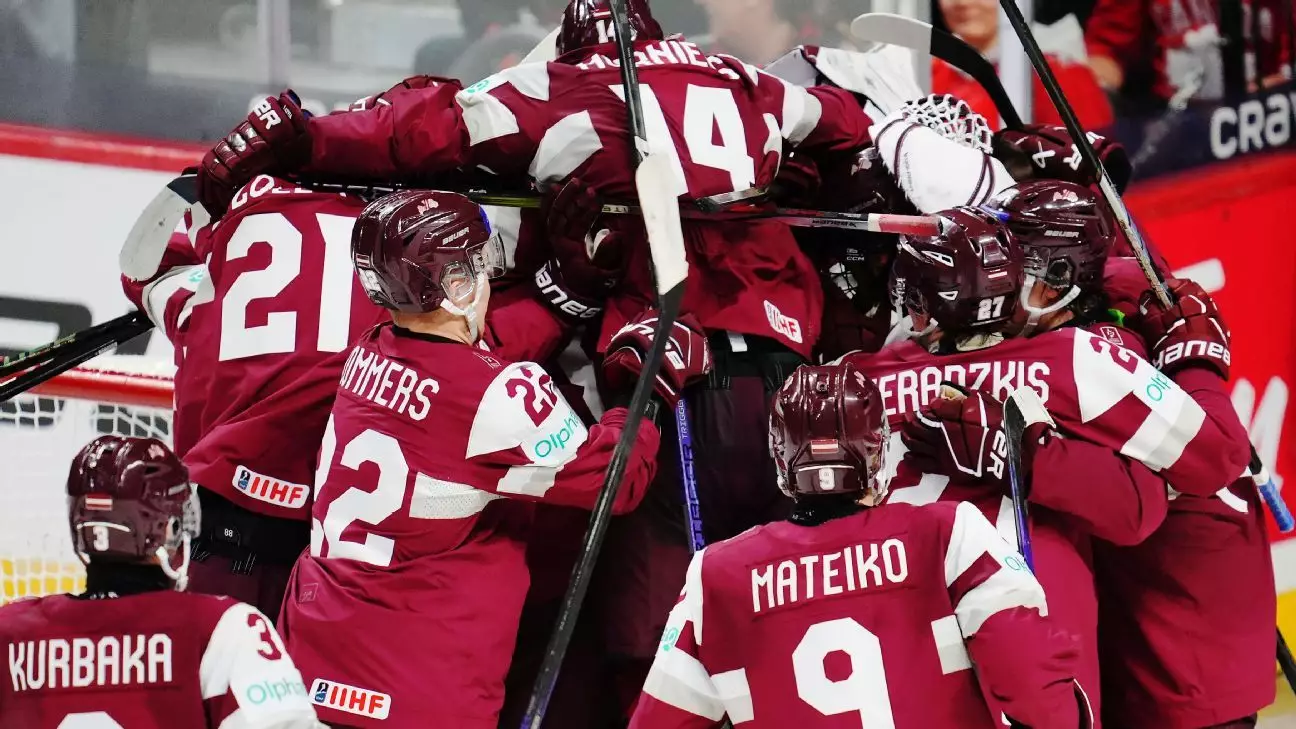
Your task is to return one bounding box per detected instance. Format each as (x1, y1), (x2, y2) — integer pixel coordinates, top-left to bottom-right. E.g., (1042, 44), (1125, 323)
(339, 345), (440, 421)
(8, 634), (172, 691)
(577, 39), (743, 81)
(875, 361), (1051, 418)
(751, 539), (909, 614)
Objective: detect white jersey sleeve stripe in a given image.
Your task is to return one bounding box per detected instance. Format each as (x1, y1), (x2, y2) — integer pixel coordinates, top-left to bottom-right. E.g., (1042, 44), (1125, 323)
(930, 615), (972, 675)
(712, 668), (755, 724)
(529, 111), (604, 183)
(945, 502), (1048, 636)
(641, 646), (727, 721)
(456, 76), (522, 147)
(141, 264), (208, 334)
(1122, 394), (1205, 471)
(779, 82), (823, 145)
(409, 473), (502, 519)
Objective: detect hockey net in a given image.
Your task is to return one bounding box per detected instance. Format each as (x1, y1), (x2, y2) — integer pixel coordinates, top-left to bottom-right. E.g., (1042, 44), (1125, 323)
(0, 356), (174, 604)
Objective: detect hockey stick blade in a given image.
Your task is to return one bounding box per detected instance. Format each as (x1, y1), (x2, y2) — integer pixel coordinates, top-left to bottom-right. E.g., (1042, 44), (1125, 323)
(1280, 629), (1296, 695)
(637, 154), (689, 294)
(520, 27), (560, 64)
(0, 312), (142, 378)
(850, 12), (1024, 129)
(1002, 390), (1035, 571)
(0, 313), (151, 404)
(120, 173), (200, 281)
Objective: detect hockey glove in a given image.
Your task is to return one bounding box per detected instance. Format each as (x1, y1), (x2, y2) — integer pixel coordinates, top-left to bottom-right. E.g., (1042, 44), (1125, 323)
(602, 312), (712, 410)
(533, 178), (626, 325)
(902, 386), (1049, 488)
(1135, 278), (1231, 380)
(993, 124), (1132, 193)
(198, 90), (311, 216)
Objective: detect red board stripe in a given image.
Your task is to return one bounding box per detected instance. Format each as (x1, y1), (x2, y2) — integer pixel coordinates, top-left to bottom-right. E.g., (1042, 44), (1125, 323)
(0, 122), (204, 172)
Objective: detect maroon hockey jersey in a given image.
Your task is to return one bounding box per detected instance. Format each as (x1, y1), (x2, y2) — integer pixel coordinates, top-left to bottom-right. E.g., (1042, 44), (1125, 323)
(297, 39), (877, 357)
(121, 176), (385, 521)
(629, 501), (1086, 729)
(0, 591), (318, 728)
(279, 324), (660, 728)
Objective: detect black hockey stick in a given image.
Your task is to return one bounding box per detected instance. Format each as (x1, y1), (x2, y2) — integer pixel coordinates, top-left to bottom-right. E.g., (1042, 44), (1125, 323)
(519, 1), (690, 725)
(0, 311), (152, 403)
(1002, 390), (1036, 570)
(1280, 628), (1296, 695)
(0, 312), (147, 379)
(849, 12), (1024, 129)
(995, 0), (1296, 692)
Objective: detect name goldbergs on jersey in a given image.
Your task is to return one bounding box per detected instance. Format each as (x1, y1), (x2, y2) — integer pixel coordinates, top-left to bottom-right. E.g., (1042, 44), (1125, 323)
(9, 634), (172, 691)
(338, 344), (440, 421)
(311, 677), (391, 720)
(751, 539), (910, 614)
(876, 361), (1051, 418)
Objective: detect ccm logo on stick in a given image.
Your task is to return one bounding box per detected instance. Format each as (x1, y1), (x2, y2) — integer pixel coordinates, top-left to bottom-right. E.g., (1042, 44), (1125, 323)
(233, 467), (309, 509)
(311, 679), (391, 719)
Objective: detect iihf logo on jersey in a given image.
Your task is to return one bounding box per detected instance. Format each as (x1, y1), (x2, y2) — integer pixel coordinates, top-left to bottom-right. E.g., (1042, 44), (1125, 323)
(233, 466), (309, 509)
(311, 678), (392, 719)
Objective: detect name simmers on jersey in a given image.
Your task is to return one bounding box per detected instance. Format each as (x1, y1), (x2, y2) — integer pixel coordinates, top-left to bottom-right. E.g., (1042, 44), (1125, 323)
(8, 634), (172, 691)
(575, 39), (743, 80)
(338, 343), (439, 421)
(876, 361), (1051, 417)
(751, 539), (909, 614)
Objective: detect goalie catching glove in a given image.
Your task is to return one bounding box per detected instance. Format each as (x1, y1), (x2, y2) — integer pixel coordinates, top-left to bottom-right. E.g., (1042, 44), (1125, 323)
(533, 178), (627, 325)
(1135, 278), (1232, 380)
(602, 311), (712, 410)
(902, 385), (1055, 490)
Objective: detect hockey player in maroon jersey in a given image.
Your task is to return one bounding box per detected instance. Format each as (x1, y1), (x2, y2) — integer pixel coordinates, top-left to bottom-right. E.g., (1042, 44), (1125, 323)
(0, 435), (321, 729)
(984, 185), (1274, 729)
(629, 362), (1091, 729)
(277, 190), (710, 728)
(883, 180), (1271, 728)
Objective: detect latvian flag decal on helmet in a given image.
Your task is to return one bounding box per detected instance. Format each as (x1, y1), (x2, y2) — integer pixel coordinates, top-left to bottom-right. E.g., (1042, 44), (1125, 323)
(810, 440), (839, 455)
(84, 496), (114, 511)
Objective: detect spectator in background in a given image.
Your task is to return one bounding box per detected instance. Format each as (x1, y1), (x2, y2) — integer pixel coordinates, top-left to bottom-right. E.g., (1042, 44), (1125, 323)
(693, 0), (816, 65)
(1085, 0), (1224, 107)
(936, 0), (1114, 128)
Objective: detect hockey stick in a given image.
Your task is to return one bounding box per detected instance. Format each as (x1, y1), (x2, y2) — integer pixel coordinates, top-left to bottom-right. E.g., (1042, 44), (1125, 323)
(0, 174), (200, 401)
(520, 1), (690, 725)
(299, 180), (944, 236)
(849, 12), (1024, 129)
(0, 312), (147, 379)
(1002, 389), (1039, 570)
(994, 0), (1294, 534)
(676, 399), (706, 553)
(1280, 628), (1296, 695)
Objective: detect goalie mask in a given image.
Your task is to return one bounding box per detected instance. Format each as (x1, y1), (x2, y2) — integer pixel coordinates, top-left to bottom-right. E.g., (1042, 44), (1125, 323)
(352, 190), (506, 340)
(891, 206), (1024, 341)
(557, 0), (664, 57)
(987, 180), (1113, 333)
(770, 363), (889, 502)
(67, 436), (200, 591)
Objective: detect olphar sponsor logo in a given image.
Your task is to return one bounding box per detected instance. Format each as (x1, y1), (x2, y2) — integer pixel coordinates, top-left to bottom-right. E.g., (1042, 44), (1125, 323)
(233, 467), (309, 509)
(310, 678), (391, 720)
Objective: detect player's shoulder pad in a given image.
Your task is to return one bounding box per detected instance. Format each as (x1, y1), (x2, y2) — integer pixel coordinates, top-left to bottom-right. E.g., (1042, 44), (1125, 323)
(465, 360), (589, 462)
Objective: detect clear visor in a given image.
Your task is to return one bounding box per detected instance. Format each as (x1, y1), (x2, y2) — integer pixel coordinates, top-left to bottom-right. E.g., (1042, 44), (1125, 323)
(439, 233), (506, 304)
(1022, 247), (1075, 291)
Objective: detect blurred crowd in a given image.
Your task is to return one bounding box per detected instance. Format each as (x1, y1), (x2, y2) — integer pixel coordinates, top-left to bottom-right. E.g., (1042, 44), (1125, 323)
(0, 0), (1292, 159)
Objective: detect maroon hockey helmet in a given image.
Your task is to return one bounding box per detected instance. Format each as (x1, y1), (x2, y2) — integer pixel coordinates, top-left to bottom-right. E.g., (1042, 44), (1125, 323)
(557, 0), (664, 56)
(351, 190), (505, 315)
(67, 436), (199, 587)
(987, 180), (1113, 295)
(891, 206), (1025, 336)
(769, 363), (889, 501)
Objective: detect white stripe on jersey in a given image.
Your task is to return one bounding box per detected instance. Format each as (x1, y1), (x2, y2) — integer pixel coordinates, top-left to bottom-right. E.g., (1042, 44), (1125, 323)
(642, 642), (727, 721)
(409, 473), (502, 519)
(199, 602), (319, 729)
(930, 615), (972, 674)
(944, 502), (1049, 636)
(777, 81), (824, 145)
(141, 263), (209, 335)
(457, 73), (522, 147)
(712, 668), (755, 724)
(529, 111), (604, 182)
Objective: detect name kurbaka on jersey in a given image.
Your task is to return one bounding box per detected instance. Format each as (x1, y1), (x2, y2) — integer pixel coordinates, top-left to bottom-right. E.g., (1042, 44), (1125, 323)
(8, 634), (173, 691)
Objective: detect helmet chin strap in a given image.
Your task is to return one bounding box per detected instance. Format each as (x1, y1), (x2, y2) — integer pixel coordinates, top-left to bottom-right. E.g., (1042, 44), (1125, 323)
(440, 274), (489, 342)
(156, 533), (191, 592)
(1018, 276), (1081, 337)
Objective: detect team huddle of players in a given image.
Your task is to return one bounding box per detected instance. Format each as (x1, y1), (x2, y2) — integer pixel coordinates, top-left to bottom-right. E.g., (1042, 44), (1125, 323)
(0, 0), (1275, 728)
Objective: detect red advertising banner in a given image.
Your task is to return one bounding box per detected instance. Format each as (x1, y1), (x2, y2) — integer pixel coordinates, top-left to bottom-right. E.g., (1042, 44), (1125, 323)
(1128, 151), (1296, 542)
